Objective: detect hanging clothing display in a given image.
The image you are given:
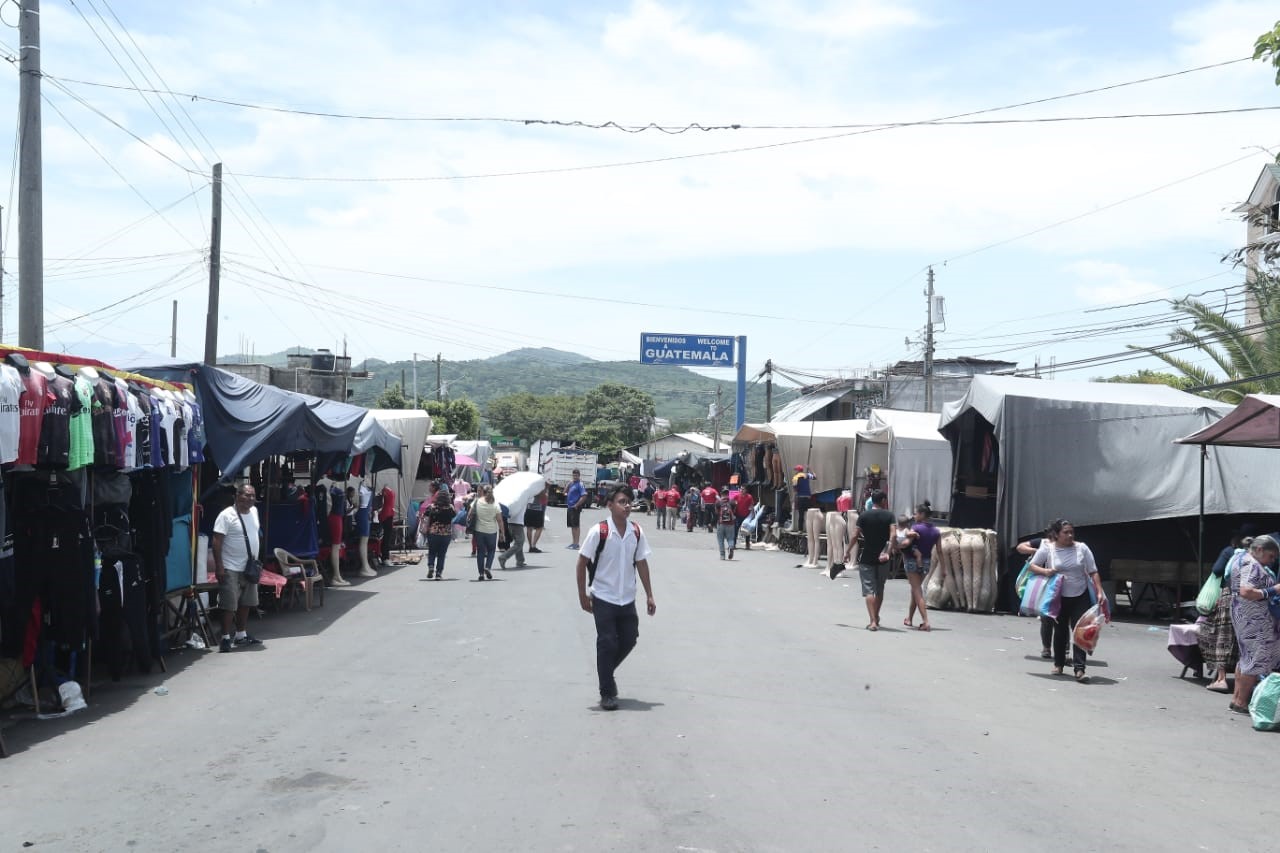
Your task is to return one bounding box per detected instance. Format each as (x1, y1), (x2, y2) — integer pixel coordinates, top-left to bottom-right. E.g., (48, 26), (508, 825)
(0, 364), (21, 464)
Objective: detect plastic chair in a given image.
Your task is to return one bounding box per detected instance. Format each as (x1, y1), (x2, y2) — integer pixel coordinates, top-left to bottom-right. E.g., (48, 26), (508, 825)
(273, 548), (325, 611)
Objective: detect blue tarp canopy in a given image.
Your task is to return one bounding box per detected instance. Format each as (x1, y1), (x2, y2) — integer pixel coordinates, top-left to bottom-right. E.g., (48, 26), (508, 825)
(134, 364), (401, 478)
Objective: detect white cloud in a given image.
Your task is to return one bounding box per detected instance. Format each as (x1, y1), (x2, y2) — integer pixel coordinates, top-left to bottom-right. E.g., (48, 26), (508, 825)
(1068, 260), (1169, 305)
(735, 0), (931, 38)
(602, 1), (758, 68)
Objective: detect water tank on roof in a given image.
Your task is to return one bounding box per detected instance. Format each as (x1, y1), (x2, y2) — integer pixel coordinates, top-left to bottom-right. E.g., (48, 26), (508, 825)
(311, 349), (336, 371)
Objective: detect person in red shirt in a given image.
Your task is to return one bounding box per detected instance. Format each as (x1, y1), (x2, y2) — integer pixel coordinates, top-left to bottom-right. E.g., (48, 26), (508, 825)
(653, 485), (669, 530)
(699, 484), (719, 532)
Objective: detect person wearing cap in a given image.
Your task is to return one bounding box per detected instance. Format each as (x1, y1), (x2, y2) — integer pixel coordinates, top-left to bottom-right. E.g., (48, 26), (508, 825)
(790, 465), (815, 531)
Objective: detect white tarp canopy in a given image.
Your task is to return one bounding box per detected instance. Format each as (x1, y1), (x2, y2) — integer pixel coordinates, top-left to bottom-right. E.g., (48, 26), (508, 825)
(857, 408), (952, 516)
(936, 375), (1280, 546)
(733, 419), (865, 496)
(366, 409), (433, 518)
(452, 440), (493, 468)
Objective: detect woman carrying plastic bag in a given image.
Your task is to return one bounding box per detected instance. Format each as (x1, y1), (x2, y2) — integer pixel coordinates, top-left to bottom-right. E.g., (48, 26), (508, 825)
(1027, 519), (1106, 684)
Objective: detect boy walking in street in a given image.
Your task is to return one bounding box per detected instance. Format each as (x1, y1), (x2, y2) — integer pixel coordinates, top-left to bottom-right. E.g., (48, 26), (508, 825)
(576, 484), (656, 711)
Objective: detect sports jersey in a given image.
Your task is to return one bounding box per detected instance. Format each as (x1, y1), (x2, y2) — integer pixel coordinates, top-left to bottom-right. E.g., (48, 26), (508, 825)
(123, 389), (142, 470)
(68, 374), (95, 471)
(132, 389), (152, 467)
(17, 370), (48, 465)
(148, 394), (164, 468)
(39, 375), (74, 469)
(0, 364), (22, 464)
(112, 377), (131, 467)
(90, 375), (119, 468)
(176, 401), (192, 468)
(159, 396), (178, 467)
(187, 398), (205, 464)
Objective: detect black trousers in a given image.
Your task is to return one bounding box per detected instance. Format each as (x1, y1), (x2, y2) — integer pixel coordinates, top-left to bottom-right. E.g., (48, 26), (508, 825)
(592, 598), (639, 698)
(1054, 592), (1091, 670)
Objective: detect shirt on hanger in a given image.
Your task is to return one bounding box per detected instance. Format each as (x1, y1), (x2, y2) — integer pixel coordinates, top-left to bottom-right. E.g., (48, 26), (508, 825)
(17, 369), (48, 465)
(0, 364), (22, 464)
(39, 375), (74, 469)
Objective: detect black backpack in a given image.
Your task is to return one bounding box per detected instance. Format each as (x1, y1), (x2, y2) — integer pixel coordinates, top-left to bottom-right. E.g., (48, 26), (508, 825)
(587, 519), (641, 584)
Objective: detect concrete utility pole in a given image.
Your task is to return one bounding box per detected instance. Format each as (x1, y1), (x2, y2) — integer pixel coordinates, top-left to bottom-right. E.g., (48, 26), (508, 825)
(412, 353), (418, 409)
(170, 300), (177, 357)
(0, 205), (5, 343)
(764, 358), (773, 422)
(435, 352), (442, 402)
(713, 385), (724, 452)
(203, 163), (223, 364)
(924, 266), (935, 412)
(18, 0), (43, 349)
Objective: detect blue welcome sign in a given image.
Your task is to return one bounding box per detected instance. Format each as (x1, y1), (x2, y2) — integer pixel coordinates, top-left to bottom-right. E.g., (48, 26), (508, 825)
(640, 333), (736, 366)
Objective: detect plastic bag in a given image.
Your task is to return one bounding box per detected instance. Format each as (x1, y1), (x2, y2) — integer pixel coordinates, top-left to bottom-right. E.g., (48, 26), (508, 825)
(1019, 573), (1062, 619)
(1014, 560), (1033, 600)
(1195, 573), (1222, 616)
(1072, 603), (1106, 653)
(1249, 673), (1280, 732)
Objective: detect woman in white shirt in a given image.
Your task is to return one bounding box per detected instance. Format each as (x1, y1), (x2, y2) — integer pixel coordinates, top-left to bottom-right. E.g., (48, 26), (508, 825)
(1029, 519), (1105, 683)
(471, 485), (506, 581)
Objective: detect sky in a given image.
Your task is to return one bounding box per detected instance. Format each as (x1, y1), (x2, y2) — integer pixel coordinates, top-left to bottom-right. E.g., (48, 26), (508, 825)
(0, 0), (1278, 399)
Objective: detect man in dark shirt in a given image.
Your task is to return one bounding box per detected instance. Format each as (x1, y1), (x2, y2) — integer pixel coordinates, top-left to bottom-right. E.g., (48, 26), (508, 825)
(845, 490), (896, 631)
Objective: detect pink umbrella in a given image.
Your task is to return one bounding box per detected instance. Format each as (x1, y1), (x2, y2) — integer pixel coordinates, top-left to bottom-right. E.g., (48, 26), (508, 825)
(454, 454), (479, 467)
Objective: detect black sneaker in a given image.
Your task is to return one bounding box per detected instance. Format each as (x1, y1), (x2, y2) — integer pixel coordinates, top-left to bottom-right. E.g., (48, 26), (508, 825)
(828, 562), (844, 580)
(219, 637), (233, 653)
(528, 547), (542, 553)
(233, 634), (262, 647)
(600, 694), (619, 711)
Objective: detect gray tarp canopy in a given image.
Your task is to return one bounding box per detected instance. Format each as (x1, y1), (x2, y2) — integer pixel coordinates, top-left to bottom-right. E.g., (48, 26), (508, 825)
(365, 409), (432, 517)
(856, 409), (953, 516)
(936, 375), (1280, 547)
(134, 364), (401, 477)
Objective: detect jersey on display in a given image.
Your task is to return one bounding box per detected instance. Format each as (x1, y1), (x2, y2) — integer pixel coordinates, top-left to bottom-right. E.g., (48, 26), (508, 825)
(39, 375), (74, 469)
(0, 364), (21, 464)
(17, 370), (48, 465)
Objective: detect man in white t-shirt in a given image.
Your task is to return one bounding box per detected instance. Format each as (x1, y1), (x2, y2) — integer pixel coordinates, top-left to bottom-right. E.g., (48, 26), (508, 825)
(575, 484), (656, 711)
(211, 484), (264, 653)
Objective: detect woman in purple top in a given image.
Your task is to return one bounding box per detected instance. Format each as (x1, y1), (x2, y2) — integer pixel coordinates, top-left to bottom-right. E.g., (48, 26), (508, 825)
(901, 501), (941, 631)
(1228, 535), (1280, 714)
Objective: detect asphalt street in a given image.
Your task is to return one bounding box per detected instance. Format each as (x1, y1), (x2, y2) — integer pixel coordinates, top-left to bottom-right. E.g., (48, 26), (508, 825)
(0, 506), (1268, 852)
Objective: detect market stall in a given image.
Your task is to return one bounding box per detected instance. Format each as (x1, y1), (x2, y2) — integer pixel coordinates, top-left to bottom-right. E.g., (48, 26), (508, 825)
(856, 409), (952, 517)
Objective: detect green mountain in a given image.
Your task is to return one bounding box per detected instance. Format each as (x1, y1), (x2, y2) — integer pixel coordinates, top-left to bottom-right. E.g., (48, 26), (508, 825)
(352, 348), (772, 424)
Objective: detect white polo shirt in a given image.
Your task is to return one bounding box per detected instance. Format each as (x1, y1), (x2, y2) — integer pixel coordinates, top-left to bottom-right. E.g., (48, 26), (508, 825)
(582, 517), (652, 606)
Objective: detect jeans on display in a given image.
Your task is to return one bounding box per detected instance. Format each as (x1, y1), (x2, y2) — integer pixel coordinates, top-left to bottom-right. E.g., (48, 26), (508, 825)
(426, 534), (451, 572)
(474, 532), (498, 571)
(592, 597), (639, 699)
(716, 523), (735, 558)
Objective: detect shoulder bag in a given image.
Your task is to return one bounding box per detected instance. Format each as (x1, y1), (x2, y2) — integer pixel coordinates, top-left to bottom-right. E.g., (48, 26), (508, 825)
(237, 509), (263, 583)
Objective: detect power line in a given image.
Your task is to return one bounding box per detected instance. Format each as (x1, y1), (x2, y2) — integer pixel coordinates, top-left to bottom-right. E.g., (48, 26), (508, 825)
(47, 56), (1253, 131)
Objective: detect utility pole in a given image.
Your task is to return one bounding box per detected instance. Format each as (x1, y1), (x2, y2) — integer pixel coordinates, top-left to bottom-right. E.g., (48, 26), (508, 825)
(435, 352), (442, 402)
(170, 300), (177, 357)
(0, 205), (5, 343)
(713, 385), (724, 451)
(764, 358), (773, 422)
(18, 0), (43, 349)
(412, 354), (418, 409)
(924, 266), (935, 412)
(203, 163), (223, 364)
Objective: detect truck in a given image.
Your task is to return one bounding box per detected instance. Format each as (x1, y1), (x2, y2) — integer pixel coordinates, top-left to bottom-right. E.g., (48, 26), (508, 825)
(493, 450), (526, 475)
(538, 446), (598, 506)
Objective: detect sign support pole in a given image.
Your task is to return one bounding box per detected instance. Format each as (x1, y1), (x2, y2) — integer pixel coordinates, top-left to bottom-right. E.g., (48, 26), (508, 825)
(736, 335), (746, 431)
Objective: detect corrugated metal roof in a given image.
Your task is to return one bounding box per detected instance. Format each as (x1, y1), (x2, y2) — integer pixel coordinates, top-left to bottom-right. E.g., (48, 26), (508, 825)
(771, 387), (846, 422)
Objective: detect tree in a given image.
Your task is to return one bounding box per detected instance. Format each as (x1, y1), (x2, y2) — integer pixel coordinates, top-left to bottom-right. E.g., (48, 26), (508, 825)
(426, 398), (480, 439)
(1127, 274), (1280, 403)
(1093, 369), (1195, 391)
(375, 384), (410, 409)
(486, 392), (581, 441)
(1256, 20), (1280, 85)
(576, 383), (656, 455)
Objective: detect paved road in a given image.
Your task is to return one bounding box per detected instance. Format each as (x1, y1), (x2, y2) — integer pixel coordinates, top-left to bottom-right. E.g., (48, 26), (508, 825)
(0, 506), (1266, 852)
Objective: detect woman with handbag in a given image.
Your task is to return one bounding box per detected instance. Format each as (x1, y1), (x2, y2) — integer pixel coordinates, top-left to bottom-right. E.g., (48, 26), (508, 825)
(1029, 520), (1104, 683)
(423, 491), (456, 580)
(472, 484), (505, 581)
(1228, 535), (1280, 713)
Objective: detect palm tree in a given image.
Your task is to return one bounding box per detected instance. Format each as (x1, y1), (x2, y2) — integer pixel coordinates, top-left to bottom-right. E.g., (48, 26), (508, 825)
(1129, 273), (1280, 403)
